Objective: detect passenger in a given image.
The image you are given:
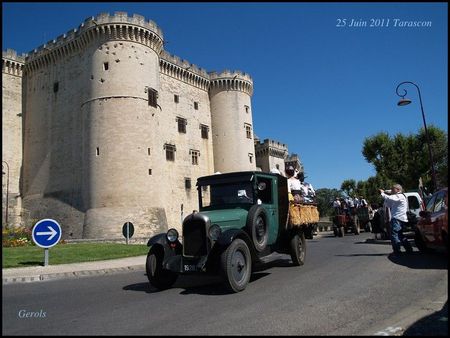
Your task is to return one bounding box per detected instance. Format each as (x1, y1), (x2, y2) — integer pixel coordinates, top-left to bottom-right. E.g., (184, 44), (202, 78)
(270, 164), (282, 175)
(360, 196), (368, 208)
(332, 197), (341, 215)
(285, 166), (302, 203)
(297, 172), (316, 203)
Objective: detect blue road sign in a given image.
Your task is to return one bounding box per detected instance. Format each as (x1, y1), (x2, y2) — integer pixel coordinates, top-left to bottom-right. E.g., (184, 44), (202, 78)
(32, 219), (62, 248)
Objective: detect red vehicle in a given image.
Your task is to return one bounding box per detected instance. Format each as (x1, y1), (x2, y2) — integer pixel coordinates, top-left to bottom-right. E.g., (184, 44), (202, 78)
(332, 213), (359, 237)
(414, 187), (448, 253)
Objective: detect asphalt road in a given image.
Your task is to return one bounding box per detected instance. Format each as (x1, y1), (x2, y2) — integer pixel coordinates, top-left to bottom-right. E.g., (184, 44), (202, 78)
(2, 232), (448, 335)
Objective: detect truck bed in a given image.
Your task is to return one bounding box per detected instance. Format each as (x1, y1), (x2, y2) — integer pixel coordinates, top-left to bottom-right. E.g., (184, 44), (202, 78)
(288, 202), (320, 227)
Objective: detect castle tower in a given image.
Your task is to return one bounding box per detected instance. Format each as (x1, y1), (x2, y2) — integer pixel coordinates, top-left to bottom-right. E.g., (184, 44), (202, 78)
(285, 153), (304, 175)
(2, 49), (25, 227)
(255, 139), (288, 174)
(209, 71), (256, 173)
(21, 12), (168, 239)
(80, 13), (166, 239)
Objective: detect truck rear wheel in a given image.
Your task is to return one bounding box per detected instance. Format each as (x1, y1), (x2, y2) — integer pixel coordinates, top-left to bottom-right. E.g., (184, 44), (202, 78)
(146, 246), (178, 290)
(220, 239), (251, 293)
(289, 232), (306, 266)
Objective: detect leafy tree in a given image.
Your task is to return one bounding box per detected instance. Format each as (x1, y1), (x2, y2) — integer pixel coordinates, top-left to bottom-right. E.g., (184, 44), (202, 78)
(340, 179), (356, 197)
(362, 126), (447, 193)
(315, 188), (343, 217)
(417, 126), (448, 188)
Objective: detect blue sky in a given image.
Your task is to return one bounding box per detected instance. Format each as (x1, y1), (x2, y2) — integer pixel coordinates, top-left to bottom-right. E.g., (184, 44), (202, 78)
(2, 2), (448, 189)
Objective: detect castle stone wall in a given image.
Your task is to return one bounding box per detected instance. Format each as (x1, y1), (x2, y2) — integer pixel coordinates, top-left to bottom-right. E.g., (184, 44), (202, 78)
(2, 50), (25, 226)
(158, 73), (214, 230)
(2, 12), (264, 239)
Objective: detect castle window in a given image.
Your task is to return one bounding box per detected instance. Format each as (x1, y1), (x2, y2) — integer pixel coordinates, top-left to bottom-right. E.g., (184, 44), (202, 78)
(194, 101), (199, 110)
(147, 88), (158, 108)
(177, 117), (187, 133)
(103, 62), (109, 71)
(190, 149), (200, 165)
(164, 144), (176, 161)
(185, 178), (192, 190)
(245, 123), (252, 139)
(96, 147), (100, 156)
(248, 153), (253, 164)
(200, 124), (209, 139)
(53, 82), (59, 93)
(148, 148), (151, 155)
(174, 94), (179, 103)
(148, 169), (152, 175)
(245, 105), (250, 113)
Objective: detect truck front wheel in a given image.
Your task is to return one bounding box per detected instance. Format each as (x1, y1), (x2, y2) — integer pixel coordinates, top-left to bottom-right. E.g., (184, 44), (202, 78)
(290, 232), (306, 266)
(220, 239), (252, 293)
(146, 246), (178, 290)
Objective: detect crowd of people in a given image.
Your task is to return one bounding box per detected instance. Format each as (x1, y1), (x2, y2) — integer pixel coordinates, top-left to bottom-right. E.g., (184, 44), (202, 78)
(331, 183), (414, 255)
(332, 195), (370, 217)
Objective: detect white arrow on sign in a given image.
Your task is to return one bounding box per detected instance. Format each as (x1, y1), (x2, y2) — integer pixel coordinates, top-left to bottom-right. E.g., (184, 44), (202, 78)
(36, 226), (58, 241)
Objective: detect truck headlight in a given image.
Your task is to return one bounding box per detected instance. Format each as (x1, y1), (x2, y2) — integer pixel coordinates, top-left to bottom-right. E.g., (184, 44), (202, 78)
(208, 224), (221, 241)
(166, 228), (179, 242)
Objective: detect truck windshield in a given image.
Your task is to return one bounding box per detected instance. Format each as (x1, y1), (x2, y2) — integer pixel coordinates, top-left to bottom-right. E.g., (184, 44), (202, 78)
(200, 182), (254, 208)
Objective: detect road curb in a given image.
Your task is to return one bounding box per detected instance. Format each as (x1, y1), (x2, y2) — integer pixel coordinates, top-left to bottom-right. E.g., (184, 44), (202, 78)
(2, 264), (145, 285)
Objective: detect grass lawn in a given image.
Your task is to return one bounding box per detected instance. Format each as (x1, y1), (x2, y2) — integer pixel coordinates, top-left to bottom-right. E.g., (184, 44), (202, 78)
(2, 243), (149, 268)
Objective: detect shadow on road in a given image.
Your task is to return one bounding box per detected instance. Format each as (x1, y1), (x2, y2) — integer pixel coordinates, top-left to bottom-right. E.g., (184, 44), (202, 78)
(356, 238), (392, 246)
(387, 252), (448, 270)
(403, 300), (448, 336)
(122, 255), (294, 295)
(335, 253), (390, 257)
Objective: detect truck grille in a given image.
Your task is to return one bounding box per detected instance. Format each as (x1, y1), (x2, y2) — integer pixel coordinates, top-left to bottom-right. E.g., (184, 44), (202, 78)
(183, 219), (207, 257)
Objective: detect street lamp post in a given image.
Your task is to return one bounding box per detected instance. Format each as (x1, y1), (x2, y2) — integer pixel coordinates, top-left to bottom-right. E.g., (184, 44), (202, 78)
(2, 161), (10, 226)
(395, 81), (437, 193)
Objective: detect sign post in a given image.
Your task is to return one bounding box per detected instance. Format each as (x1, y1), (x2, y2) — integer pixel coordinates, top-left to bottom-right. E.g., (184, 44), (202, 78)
(32, 219), (62, 266)
(122, 222), (134, 244)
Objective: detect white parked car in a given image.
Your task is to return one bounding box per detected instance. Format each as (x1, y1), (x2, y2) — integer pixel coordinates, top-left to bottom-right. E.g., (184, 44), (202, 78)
(403, 191), (426, 232)
(404, 191), (426, 219)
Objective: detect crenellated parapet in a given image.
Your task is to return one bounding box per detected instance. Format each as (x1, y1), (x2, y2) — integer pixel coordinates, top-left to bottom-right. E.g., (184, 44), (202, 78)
(160, 50), (210, 91)
(24, 12), (164, 74)
(209, 70), (253, 96)
(255, 139), (289, 159)
(2, 49), (26, 77)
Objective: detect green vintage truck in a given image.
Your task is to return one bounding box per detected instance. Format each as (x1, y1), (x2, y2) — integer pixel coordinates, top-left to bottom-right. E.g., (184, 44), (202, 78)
(146, 171), (319, 293)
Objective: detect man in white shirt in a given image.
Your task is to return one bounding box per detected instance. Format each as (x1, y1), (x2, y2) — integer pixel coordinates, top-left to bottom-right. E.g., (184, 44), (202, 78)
(380, 184), (413, 255)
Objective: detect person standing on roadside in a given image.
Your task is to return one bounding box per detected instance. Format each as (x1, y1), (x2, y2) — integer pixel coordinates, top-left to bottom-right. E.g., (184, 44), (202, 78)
(379, 184), (413, 255)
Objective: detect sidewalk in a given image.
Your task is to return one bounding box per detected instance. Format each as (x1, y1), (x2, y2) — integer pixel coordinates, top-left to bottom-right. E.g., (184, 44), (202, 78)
(2, 255), (147, 285)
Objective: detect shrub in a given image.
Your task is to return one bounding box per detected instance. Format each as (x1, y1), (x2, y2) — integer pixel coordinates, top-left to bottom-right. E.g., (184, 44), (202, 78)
(2, 226), (33, 247)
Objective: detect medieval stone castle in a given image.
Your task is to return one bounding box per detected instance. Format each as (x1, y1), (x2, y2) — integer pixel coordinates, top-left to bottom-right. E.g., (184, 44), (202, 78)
(2, 12), (303, 240)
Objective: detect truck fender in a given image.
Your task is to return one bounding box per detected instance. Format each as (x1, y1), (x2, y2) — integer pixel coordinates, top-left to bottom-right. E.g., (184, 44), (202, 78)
(217, 229), (248, 246)
(147, 233), (182, 262)
(147, 233), (167, 247)
(217, 229), (257, 262)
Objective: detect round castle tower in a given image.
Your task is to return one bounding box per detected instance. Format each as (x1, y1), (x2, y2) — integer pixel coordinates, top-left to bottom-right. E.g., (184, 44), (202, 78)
(22, 12), (168, 239)
(209, 71), (256, 173)
(80, 13), (165, 239)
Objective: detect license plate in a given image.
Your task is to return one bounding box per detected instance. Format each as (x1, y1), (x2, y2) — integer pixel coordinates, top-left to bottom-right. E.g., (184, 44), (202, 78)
(184, 264), (197, 272)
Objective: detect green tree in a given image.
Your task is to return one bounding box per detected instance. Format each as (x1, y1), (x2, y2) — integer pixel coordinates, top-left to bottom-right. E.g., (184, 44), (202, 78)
(315, 188), (343, 217)
(417, 126), (448, 189)
(362, 126), (448, 193)
(340, 179), (356, 197)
